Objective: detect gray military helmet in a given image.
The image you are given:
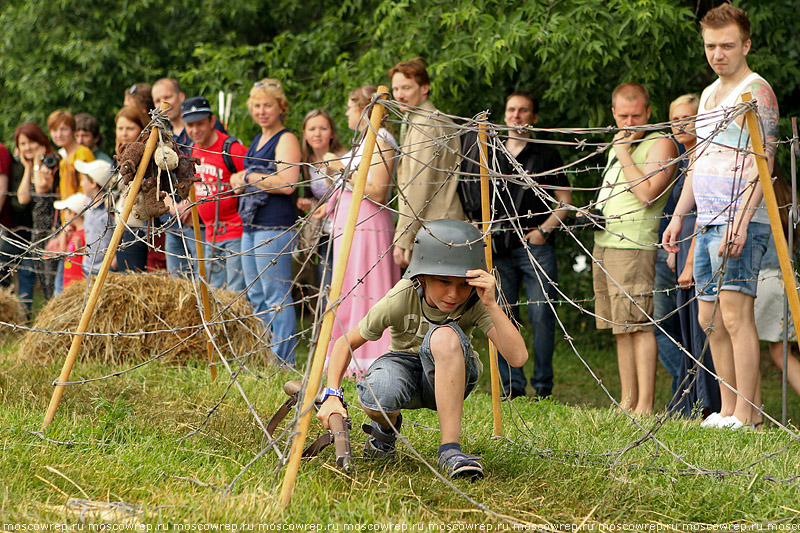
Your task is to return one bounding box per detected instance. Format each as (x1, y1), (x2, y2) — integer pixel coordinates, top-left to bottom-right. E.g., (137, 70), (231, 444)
(403, 219), (488, 279)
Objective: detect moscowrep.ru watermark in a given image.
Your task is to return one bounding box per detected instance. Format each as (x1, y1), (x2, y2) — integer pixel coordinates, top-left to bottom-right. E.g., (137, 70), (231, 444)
(3, 523), (799, 532)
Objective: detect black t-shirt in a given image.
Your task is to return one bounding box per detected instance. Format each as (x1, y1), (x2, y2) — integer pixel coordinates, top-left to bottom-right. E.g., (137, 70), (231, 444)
(495, 140), (568, 248)
(461, 131), (569, 253)
(6, 157), (33, 230)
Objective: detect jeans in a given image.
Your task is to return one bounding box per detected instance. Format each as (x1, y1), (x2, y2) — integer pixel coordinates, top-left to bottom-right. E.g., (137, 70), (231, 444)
(694, 222), (770, 301)
(653, 247), (682, 396)
(204, 238), (244, 293)
(357, 322), (480, 412)
(493, 241), (557, 394)
(240, 228), (297, 365)
(164, 222), (199, 278)
(115, 227), (148, 272)
(54, 258), (65, 296)
(17, 258), (36, 310)
(316, 234), (333, 293)
(0, 229), (36, 309)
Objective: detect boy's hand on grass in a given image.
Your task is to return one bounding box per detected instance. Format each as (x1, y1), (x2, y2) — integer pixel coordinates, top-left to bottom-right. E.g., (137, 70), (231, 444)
(466, 269), (496, 307)
(317, 397), (348, 430)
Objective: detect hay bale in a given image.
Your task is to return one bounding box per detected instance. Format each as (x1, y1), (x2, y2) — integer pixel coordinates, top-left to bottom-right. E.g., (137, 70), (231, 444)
(18, 273), (271, 365)
(0, 286), (27, 340)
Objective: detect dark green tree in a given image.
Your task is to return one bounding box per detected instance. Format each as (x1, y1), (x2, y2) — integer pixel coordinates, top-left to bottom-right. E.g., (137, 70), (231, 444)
(2, 0), (796, 154)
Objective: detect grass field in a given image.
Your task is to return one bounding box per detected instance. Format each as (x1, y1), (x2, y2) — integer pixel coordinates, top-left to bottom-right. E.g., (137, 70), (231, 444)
(2, 320), (799, 527)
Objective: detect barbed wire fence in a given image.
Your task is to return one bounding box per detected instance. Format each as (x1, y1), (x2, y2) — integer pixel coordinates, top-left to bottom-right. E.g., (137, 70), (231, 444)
(1, 97), (799, 521)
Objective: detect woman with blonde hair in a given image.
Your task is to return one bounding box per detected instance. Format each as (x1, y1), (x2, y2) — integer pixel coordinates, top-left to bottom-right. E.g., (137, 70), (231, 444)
(666, 94), (721, 419)
(316, 85), (400, 375)
(230, 78), (302, 366)
(47, 109), (95, 295)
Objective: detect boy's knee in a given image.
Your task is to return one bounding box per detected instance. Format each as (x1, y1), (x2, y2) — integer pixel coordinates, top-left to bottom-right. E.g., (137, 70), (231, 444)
(360, 401), (400, 428)
(429, 326), (464, 360)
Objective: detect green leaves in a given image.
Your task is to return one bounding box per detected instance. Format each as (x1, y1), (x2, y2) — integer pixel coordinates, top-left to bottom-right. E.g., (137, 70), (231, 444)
(0, 0), (796, 170)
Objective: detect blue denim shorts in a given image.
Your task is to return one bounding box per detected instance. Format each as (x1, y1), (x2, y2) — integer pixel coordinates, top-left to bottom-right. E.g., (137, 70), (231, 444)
(693, 222), (770, 301)
(356, 323), (481, 412)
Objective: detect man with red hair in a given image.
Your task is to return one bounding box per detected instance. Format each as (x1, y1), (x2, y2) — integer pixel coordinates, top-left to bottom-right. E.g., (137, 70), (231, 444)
(663, 3), (779, 430)
(389, 58), (465, 268)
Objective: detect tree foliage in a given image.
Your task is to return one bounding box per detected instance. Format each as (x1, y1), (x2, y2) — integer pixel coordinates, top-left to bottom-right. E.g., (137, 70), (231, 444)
(0, 0), (325, 143)
(1, 0), (797, 166)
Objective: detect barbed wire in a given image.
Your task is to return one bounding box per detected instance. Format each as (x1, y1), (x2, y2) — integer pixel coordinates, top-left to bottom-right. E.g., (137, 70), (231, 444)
(2, 95), (798, 521)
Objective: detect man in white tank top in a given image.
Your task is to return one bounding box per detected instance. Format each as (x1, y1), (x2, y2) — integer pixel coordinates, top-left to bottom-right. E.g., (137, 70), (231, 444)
(662, 4), (779, 430)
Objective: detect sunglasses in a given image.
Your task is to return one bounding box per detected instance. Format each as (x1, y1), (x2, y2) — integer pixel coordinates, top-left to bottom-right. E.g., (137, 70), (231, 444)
(254, 81), (281, 88)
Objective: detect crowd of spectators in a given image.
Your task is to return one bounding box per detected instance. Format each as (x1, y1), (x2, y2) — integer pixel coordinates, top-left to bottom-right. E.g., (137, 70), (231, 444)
(0, 4), (796, 429)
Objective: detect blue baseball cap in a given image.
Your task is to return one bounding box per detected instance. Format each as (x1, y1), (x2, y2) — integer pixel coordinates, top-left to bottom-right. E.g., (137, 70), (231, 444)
(181, 96), (213, 123)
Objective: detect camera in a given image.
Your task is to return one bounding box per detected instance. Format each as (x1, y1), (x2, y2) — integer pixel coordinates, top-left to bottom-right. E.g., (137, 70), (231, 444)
(587, 208), (604, 220)
(570, 208), (605, 231)
(41, 153), (60, 170)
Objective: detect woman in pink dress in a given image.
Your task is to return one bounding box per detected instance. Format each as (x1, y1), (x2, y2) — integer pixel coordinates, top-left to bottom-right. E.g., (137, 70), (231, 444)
(316, 85), (400, 376)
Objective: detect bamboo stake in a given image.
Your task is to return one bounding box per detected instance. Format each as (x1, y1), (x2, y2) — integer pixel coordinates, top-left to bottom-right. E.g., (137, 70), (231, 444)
(189, 186), (216, 380)
(278, 87), (390, 508)
(477, 116), (503, 436)
(741, 93), (800, 359)
(42, 103), (169, 430)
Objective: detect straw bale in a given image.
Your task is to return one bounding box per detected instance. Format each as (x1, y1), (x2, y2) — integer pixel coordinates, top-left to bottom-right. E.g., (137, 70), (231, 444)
(0, 286), (27, 340)
(18, 273), (271, 365)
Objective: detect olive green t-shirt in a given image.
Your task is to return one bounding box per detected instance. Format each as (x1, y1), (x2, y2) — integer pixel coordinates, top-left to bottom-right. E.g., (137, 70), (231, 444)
(358, 279), (495, 361)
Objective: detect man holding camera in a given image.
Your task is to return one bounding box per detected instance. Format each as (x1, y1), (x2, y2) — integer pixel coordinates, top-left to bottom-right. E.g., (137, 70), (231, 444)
(592, 83), (678, 414)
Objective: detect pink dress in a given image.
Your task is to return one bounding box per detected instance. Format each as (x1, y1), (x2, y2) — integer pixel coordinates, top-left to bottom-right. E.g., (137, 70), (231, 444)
(329, 128), (400, 376)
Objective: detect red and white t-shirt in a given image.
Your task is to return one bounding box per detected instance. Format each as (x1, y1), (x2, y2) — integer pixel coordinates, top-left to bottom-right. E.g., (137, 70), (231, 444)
(191, 132), (247, 242)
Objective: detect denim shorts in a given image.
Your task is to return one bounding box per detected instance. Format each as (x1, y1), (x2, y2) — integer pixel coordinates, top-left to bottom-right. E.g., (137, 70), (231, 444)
(356, 323), (481, 412)
(693, 222), (770, 301)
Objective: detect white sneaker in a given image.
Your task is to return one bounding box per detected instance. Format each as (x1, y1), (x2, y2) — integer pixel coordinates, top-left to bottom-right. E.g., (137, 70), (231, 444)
(700, 412), (723, 428)
(719, 415), (744, 429)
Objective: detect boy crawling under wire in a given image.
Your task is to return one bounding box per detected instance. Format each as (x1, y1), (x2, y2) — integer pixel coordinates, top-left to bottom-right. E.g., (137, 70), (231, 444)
(317, 219), (528, 479)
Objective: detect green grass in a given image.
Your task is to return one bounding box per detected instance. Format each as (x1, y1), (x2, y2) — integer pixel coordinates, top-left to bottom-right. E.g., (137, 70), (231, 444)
(1, 328), (799, 526)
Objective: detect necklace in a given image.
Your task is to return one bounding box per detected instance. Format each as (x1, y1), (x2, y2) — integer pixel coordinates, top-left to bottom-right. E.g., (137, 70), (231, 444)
(710, 69), (752, 108)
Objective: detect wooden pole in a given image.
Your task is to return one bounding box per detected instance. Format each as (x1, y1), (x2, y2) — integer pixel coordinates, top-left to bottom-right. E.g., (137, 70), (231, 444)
(42, 103), (169, 430)
(741, 93), (800, 361)
(189, 186), (216, 380)
(278, 87), (389, 508)
(477, 116), (503, 436)
(785, 117), (799, 426)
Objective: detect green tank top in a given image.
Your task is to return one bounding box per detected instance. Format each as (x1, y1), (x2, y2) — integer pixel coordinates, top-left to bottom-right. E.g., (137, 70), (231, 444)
(595, 132), (673, 250)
